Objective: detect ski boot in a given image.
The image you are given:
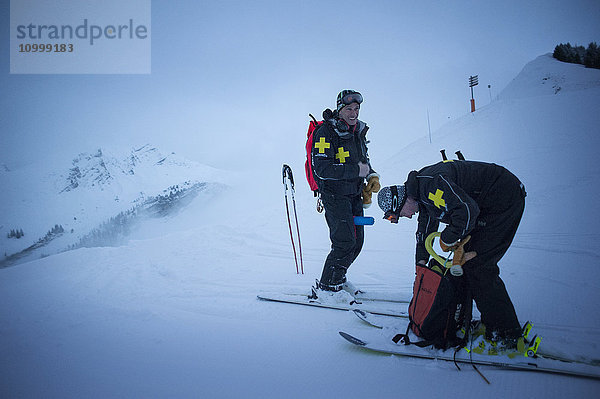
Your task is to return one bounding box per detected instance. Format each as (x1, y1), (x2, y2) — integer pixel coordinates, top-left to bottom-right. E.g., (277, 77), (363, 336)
(472, 336), (526, 359)
(470, 321), (543, 359)
(521, 321), (542, 358)
(471, 325), (527, 359)
(309, 280), (360, 305)
(342, 280), (364, 296)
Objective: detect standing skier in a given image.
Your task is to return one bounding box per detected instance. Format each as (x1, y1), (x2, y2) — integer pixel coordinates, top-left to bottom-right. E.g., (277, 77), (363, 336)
(378, 160), (526, 348)
(311, 90), (379, 292)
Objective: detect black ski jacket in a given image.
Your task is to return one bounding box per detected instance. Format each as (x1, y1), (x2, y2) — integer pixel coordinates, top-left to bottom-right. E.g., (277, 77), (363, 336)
(311, 115), (375, 196)
(404, 160), (516, 263)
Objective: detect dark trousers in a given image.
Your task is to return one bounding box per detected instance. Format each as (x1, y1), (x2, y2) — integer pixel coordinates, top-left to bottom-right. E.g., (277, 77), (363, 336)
(464, 170), (526, 339)
(319, 192), (364, 286)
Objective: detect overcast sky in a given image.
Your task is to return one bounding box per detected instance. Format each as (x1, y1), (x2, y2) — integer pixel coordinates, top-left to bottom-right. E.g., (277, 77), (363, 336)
(1, 0), (599, 170)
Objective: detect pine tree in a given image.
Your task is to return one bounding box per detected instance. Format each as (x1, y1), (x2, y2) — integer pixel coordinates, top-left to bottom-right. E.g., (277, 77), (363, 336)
(554, 42), (598, 68)
(584, 42), (600, 69)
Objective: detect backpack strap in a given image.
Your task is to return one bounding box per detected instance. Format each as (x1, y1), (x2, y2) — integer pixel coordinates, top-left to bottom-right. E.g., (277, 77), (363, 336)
(391, 321), (433, 348)
(392, 332), (436, 348)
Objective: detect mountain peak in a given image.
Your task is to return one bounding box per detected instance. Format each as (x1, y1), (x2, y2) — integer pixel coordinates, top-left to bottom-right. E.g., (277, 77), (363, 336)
(60, 144), (185, 193)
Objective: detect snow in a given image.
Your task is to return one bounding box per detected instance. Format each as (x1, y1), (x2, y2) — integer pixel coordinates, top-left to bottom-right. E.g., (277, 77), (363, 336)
(0, 144), (228, 263)
(2, 54), (600, 397)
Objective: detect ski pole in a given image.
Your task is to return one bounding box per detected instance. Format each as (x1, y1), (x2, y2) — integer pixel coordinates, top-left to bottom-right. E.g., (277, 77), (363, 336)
(282, 164), (304, 274)
(283, 165), (299, 274)
(289, 171), (304, 274)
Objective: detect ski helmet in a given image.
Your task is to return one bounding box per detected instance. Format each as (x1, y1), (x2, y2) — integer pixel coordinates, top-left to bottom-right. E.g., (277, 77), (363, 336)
(378, 185), (406, 220)
(336, 90), (363, 112)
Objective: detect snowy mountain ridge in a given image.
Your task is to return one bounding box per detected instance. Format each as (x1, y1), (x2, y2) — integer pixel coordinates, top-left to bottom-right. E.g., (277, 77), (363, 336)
(59, 144), (211, 193)
(0, 144), (229, 265)
(61, 148), (122, 193)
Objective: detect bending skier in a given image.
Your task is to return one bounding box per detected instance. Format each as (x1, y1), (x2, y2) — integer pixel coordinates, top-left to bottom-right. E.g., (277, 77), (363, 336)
(378, 160), (526, 350)
(311, 90), (379, 293)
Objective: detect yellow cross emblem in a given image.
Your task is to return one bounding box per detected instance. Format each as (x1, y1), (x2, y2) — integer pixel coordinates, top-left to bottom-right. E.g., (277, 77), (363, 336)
(429, 189), (446, 209)
(336, 147), (350, 163)
(314, 137), (330, 153)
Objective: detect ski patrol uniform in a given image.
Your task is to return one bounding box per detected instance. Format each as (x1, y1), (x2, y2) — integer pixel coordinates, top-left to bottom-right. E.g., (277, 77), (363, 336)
(311, 114), (376, 289)
(405, 160), (526, 339)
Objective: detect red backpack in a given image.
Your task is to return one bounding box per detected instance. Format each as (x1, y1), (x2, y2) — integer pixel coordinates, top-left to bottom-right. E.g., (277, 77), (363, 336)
(305, 114), (323, 195)
(396, 259), (471, 349)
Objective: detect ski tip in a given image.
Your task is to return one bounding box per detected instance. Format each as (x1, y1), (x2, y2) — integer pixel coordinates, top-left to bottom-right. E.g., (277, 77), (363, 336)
(339, 331), (367, 346)
(352, 309), (367, 317)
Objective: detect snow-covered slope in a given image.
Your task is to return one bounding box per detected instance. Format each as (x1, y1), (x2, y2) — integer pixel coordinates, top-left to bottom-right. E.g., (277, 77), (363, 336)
(1, 55), (600, 398)
(380, 54), (600, 267)
(0, 144), (228, 265)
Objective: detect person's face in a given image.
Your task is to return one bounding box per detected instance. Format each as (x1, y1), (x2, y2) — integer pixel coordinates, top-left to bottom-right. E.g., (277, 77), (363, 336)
(339, 103), (360, 126)
(399, 197), (419, 219)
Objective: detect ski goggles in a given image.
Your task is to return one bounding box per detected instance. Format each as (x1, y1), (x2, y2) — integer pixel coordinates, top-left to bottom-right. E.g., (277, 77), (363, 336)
(384, 211), (399, 223)
(340, 92), (363, 106)
(337, 90), (363, 111)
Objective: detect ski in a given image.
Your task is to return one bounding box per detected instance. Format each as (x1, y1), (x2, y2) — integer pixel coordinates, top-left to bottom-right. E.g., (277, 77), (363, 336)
(339, 330), (600, 380)
(353, 308), (394, 328)
(259, 285), (410, 304)
(257, 291), (409, 318)
(352, 309), (600, 367)
(353, 291), (410, 304)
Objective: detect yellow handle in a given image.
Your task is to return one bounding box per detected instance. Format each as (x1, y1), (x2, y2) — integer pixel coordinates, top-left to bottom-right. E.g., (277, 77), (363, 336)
(424, 232), (452, 269)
